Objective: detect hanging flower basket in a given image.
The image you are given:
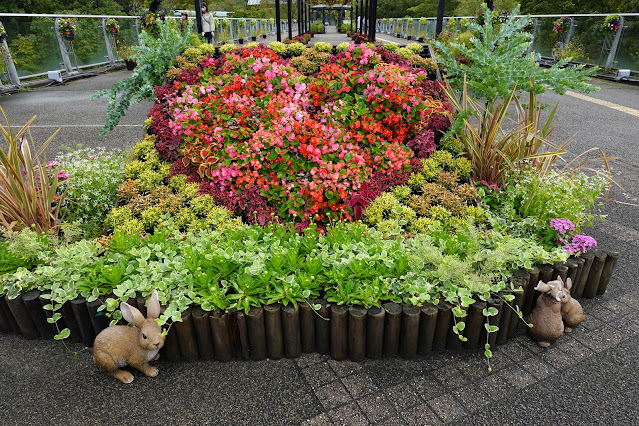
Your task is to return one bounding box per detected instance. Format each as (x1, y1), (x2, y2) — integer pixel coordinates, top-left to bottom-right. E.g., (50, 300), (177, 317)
(553, 17), (571, 34)
(0, 21), (7, 43)
(601, 15), (621, 32)
(106, 18), (120, 35)
(58, 17), (77, 41)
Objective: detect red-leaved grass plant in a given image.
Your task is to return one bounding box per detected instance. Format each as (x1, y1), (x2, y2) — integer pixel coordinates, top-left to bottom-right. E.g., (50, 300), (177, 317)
(0, 106), (65, 233)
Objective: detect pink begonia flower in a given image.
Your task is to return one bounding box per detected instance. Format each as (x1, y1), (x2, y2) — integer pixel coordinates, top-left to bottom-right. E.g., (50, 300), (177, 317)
(57, 171), (69, 179)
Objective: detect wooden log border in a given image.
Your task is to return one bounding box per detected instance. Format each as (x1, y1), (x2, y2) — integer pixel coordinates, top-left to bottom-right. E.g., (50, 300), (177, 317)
(0, 256), (620, 361)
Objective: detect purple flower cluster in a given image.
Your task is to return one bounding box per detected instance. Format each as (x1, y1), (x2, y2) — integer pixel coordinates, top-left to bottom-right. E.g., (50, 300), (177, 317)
(563, 234), (597, 255)
(549, 218), (596, 255)
(550, 218), (575, 235)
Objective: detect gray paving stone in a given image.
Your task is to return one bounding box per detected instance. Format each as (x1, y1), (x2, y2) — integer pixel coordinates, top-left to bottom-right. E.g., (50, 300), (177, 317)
(356, 393), (397, 423)
(328, 359), (363, 377)
(400, 404), (443, 426)
(476, 373), (511, 395)
(432, 363), (470, 390)
(302, 362), (339, 389)
(341, 372), (378, 399)
(412, 373), (446, 401)
(497, 365), (539, 390)
(296, 352), (330, 369)
(301, 413), (334, 426)
(451, 384), (492, 413)
(327, 402), (370, 426)
(585, 303), (617, 322)
(495, 340), (535, 362)
(384, 381), (424, 411)
(601, 297), (634, 316)
(315, 381), (353, 410)
(539, 348), (574, 369)
(428, 394), (468, 423)
(519, 356), (558, 380)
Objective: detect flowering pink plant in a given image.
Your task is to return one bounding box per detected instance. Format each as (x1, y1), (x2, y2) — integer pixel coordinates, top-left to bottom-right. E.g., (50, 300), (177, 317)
(159, 45), (451, 224)
(548, 218), (597, 255)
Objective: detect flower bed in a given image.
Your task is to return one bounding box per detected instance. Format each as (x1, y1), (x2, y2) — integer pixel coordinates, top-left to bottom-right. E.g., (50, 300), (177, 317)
(154, 44), (450, 225)
(0, 37), (619, 369)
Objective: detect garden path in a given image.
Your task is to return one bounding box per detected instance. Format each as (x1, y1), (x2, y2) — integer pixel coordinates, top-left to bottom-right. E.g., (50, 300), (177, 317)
(1, 66), (639, 425)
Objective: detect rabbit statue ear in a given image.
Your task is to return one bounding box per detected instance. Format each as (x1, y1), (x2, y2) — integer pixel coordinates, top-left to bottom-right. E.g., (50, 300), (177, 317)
(121, 302), (146, 328)
(565, 277), (572, 291)
(146, 289), (161, 320)
(534, 281), (552, 293)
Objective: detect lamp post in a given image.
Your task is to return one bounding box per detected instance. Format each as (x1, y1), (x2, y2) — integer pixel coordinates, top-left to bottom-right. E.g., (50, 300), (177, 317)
(436, 0), (445, 35)
(368, 0), (377, 42)
(298, 0), (302, 36)
(287, 0), (293, 39)
(276, 0), (282, 41)
(194, 0), (202, 33)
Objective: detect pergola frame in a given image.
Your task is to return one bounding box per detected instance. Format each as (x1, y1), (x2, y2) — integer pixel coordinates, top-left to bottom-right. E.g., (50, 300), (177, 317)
(309, 4), (353, 34)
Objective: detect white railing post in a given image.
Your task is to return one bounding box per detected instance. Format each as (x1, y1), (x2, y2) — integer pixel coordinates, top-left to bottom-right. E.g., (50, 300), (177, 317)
(54, 18), (75, 74)
(101, 18), (116, 66)
(1, 38), (21, 86)
(606, 16), (625, 71)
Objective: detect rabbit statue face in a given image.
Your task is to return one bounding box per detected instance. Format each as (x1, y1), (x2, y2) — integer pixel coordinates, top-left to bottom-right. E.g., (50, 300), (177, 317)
(534, 281), (566, 302)
(120, 300), (166, 352)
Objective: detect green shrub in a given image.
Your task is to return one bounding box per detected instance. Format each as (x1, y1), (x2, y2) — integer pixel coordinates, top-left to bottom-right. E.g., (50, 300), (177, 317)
(269, 41), (287, 55)
(287, 42), (306, 56)
(219, 43), (236, 53)
(397, 47), (413, 59)
(57, 148), (127, 237)
(336, 42), (351, 52)
(406, 42), (423, 53)
(92, 20), (192, 134)
(382, 43), (398, 52)
(313, 42), (332, 53)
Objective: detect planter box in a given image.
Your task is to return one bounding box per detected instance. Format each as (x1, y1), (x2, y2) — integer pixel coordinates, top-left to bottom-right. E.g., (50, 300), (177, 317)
(0, 254), (619, 361)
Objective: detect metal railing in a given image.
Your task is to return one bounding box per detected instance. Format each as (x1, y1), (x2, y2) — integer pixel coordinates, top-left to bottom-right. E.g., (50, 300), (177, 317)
(376, 13), (639, 75)
(0, 13), (282, 88)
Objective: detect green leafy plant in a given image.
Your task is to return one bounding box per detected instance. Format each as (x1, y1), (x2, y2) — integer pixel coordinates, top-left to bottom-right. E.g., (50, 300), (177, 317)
(0, 106), (65, 233)
(56, 148), (127, 237)
(432, 5), (598, 107)
(92, 19), (192, 135)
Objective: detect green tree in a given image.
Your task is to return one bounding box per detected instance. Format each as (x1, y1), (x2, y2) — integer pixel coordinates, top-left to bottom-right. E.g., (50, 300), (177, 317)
(454, 0), (518, 16)
(407, 0), (460, 17)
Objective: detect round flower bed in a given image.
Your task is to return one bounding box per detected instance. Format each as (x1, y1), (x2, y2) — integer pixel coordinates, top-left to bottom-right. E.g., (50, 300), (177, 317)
(151, 44), (451, 225)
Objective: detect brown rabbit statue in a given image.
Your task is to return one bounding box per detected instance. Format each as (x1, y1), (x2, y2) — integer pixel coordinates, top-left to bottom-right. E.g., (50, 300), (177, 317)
(557, 277), (585, 332)
(527, 281), (567, 347)
(93, 289), (166, 383)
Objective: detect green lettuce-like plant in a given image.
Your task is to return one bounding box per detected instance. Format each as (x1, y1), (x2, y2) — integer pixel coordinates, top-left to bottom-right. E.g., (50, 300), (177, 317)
(92, 20), (192, 135)
(0, 106), (65, 234)
(431, 5), (597, 106)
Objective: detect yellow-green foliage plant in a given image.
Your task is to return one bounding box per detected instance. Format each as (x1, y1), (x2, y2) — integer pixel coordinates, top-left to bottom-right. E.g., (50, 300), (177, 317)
(106, 136), (237, 234)
(365, 152), (483, 234)
(0, 106), (65, 234)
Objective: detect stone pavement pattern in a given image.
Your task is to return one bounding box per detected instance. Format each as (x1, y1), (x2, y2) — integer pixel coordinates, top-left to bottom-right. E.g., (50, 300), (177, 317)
(1, 29), (639, 425)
